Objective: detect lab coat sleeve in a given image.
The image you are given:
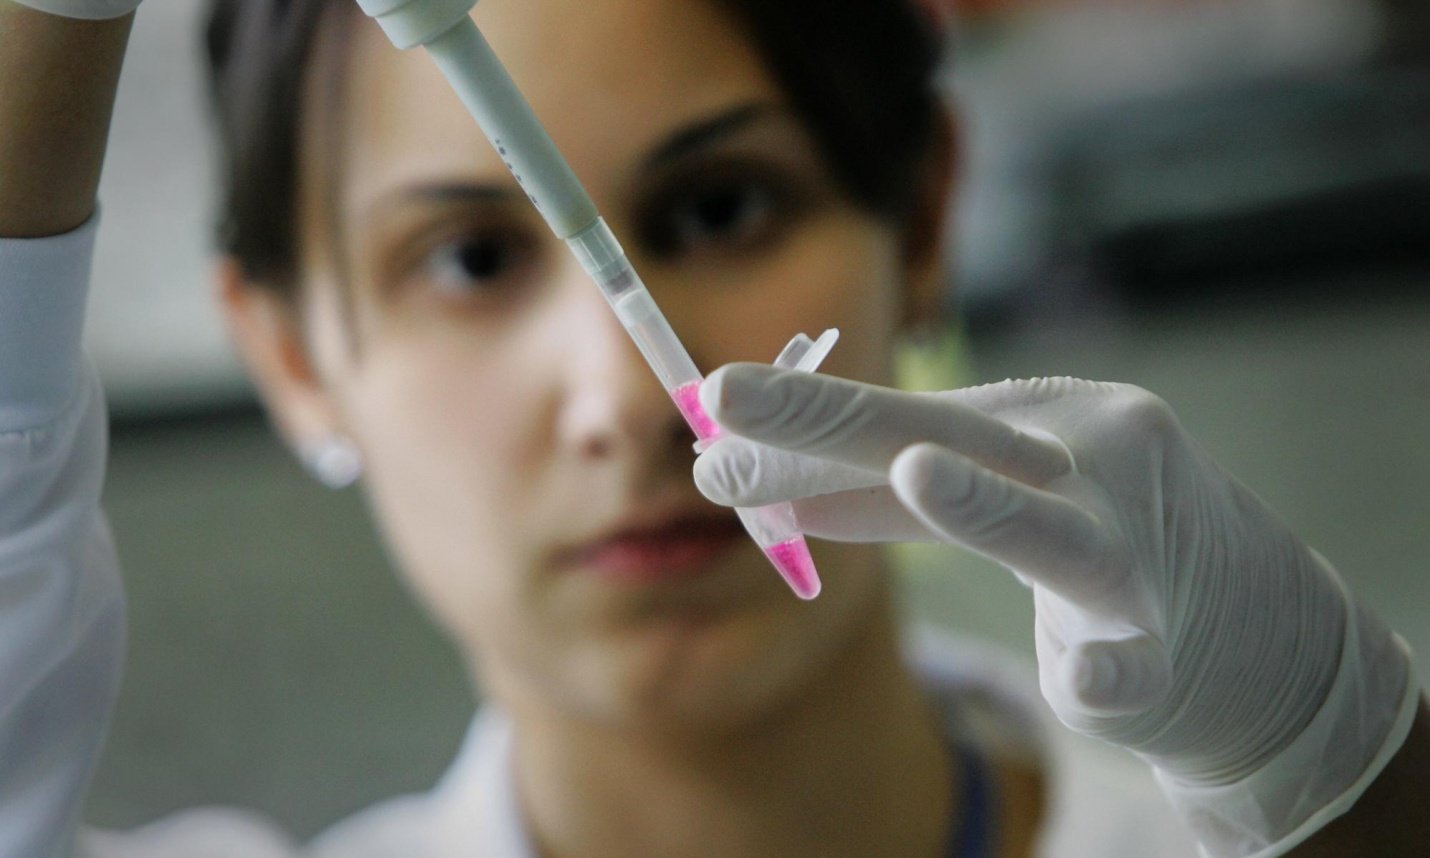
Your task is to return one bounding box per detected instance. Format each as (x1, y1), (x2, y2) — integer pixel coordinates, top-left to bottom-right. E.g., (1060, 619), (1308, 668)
(0, 216), (127, 858)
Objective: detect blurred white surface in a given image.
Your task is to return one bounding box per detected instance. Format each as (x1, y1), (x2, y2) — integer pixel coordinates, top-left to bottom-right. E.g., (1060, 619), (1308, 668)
(88, 0), (250, 414)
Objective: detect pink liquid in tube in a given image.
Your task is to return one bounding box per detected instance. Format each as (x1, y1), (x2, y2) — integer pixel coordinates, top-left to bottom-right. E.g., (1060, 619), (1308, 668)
(671, 381), (722, 443)
(763, 536), (821, 600)
(673, 379), (822, 600)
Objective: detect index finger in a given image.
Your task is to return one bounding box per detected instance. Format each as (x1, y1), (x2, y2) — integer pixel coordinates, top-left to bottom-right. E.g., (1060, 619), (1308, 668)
(699, 364), (1073, 486)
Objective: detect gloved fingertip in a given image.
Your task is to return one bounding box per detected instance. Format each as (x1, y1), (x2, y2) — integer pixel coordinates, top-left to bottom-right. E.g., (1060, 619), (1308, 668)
(691, 450), (738, 506)
(1063, 637), (1171, 715)
(890, 441), (942, 484)
(699, 363), (781, 432)
(889, 442), (972, 515)
(1060, 645), (1113, 710)
(698, 365), (732, 422)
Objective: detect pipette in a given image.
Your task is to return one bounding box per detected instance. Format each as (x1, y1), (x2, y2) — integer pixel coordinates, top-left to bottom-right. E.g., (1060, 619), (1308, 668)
(357, 0), (828, 599)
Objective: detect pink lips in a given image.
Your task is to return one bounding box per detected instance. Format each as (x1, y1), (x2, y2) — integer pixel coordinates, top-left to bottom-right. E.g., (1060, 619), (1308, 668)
(566, 513), (746, 583)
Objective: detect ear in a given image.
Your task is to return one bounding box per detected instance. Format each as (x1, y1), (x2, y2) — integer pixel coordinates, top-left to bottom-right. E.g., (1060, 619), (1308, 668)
(215, 257), (341, 453)
(899, 107), (960, 333)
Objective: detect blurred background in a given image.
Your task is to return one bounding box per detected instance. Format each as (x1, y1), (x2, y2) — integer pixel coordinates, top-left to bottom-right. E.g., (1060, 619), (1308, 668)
(84, 0), (1430, 841)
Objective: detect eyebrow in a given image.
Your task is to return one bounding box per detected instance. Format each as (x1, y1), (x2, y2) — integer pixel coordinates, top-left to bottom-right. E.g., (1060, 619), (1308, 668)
(391, 183), (516, 206)
(642, 102), (778, 171)
(372, 102), (780, 219)
(362, 182), (518, 234)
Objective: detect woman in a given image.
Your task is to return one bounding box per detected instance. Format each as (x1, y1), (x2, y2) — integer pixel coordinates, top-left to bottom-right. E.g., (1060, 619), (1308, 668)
(0, 0), (1424, 856)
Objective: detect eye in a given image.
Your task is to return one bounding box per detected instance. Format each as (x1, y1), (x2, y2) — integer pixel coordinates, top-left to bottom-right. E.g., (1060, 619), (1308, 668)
(675, 182), (773, 244)
(641, 173), (792, 259)
(426, 235), (515, 292)
(422, 230), (533, 297)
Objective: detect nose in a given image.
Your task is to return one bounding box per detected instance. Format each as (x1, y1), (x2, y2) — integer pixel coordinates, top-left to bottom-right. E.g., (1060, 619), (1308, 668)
(552, 265), (692, 461)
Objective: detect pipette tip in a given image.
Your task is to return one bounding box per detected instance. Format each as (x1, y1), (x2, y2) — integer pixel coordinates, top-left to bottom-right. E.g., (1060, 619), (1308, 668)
(763, 535), (822, 600)
(671, 380), (722, 443)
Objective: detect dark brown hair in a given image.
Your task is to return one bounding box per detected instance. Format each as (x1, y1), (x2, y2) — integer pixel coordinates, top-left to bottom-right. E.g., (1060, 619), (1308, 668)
(204, 0), (944, 294)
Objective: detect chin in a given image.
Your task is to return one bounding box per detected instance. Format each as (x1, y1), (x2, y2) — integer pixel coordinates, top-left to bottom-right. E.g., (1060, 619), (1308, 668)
(565, 561), (883, 735)
(484, 543), (890, 736)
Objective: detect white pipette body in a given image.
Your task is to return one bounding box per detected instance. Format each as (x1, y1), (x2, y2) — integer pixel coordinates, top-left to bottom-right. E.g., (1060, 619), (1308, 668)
(356, 0), (824, 599)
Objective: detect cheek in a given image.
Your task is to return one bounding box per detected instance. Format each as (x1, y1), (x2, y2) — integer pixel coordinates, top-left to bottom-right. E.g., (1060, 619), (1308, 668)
(341, 334), (550, 640)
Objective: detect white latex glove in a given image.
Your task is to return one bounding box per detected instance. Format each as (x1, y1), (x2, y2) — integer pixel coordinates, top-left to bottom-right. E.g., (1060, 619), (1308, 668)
(5, 0), (140, 20)
(693, 367), (1420, 857)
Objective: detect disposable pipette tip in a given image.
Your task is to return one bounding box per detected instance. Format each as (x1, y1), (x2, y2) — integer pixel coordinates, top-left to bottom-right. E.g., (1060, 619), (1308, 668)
(763, 536), (822, 600)
(671, 380), (721, 443)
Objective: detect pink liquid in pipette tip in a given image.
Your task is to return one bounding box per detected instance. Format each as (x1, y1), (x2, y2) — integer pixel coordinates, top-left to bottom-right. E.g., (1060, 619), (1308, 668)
(671, 381), (722, 442)
(763, 536), (821, 600)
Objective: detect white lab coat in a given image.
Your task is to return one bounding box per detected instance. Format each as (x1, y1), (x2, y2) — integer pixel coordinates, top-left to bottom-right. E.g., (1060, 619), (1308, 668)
(0, 219), (1199, 857)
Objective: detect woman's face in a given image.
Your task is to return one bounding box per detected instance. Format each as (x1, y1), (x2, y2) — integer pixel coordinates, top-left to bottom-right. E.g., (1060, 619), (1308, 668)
(284, 0), (934, 733)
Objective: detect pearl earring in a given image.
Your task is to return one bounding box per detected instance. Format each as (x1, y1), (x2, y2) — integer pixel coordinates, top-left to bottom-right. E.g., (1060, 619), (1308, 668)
(299, 435), (364, 489)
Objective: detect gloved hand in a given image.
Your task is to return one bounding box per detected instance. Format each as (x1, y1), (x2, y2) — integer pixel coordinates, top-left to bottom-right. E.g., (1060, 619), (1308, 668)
(5, 0), (140, 20)
(693, 367), (1420, 857)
